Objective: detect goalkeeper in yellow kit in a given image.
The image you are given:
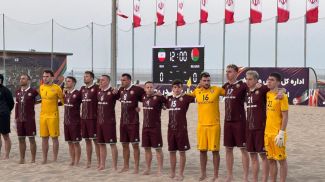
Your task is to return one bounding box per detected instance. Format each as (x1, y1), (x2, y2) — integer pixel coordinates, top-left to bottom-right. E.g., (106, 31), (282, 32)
(39, 70), (64, 164)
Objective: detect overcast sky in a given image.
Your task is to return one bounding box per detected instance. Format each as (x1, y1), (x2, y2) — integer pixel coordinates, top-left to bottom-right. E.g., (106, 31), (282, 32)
(1, 0), (325, 73)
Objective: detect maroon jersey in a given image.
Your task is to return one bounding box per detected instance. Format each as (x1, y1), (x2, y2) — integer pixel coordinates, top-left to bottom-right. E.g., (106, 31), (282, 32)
(223, 80), (247, 122)
(97, 87), (119, 124)
(246, 85), (269, 130)
(142, 95), (166, 128)
(64, 89), (82, 125)
(166, 95), (195, 131)
(80, 84), (99, 120)
(119, 85), (145, 125)
(15, 87), (38, 122)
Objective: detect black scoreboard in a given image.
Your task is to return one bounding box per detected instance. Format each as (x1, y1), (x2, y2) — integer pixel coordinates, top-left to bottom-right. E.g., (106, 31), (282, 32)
(152, 46), (204, 84)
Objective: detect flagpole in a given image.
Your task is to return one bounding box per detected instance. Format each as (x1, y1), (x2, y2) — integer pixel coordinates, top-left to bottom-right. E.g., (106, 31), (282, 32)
(154, 0), (157, 46)
(132, 0), (135, 82)
(198, 0), (202, 45)
(275, 0), (278, 67)
(275, 16), (278, 67)
(2, 14), (6, 86)
(91, 21), (94, 72)
(111, 0), (117, 87)
(304, 1), (307, 68)
(175, 0), (178, 46)
(221, 0), (226, 85)
(248, 2), (251, 68)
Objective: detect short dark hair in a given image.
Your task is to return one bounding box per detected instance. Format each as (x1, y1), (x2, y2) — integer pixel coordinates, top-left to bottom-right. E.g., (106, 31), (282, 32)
(0, 74), (3, 84)
(66, 76), (77, 84)
(226, 64), (239, 72)
(122, 73), (132, 80)
(20, 73), (31, 80)
(84, 71), (95, 79)
(269, 72), (282, 82)
(200, 72), (210, 79)
(144, 81), (153, 85)
(172, 79), (183, 86)
(101, 74), (111, 81)
(43, 70), (54, 77)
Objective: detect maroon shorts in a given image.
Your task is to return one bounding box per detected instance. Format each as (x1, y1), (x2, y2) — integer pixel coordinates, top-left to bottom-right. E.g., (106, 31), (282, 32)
(168, 129), (190, 152)
(81, 119), (97, 139)
(64, 123), (82, 142)
(142, 127), (163, 148)
(97, 123), (117, 144)
(120, 124), (140, 143)
(17, 121), (36, 137)
(246, 129), (266, 153)
(224, 120), (246, 148)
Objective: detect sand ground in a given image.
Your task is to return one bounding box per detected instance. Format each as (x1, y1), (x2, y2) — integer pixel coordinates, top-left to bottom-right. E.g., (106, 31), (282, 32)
(0, 103), (324, 182)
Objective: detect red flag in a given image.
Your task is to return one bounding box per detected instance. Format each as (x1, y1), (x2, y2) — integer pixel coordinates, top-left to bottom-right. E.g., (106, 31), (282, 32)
(156, 0), (166, 26)
(306, 0), (319, 24)
(200, 0), (208, 23)
(250, 0), (262, 24)
(117, 0), (128, 19)
(278, 0), (289, 23)
(133, 0), (141, 28)
(225, 0), (235, 24)
(177, 0), (186, 26)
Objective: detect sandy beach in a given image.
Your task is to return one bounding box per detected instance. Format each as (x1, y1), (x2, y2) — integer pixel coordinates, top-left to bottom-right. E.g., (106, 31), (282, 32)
(0, 103), (324, 182)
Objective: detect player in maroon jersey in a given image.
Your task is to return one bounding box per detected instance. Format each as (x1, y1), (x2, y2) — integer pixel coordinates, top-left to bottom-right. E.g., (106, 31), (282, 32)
(15, 74), (39, 164)
(64, 76), (82, 166)
(141, 81), (166, 176)
(97, 75), (119, 171)
(80, 71), (100, 168)
(166, 79), (195, 181)
(118, 73), (145, 174)
(223, 64), (250, 182)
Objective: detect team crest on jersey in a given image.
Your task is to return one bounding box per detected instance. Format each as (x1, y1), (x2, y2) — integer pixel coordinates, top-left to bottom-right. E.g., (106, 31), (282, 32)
(51, 88), (55, 92)
(130, 90), (134, 95)
(107, 91), (111, 95)
(169, 98), (171, 101)
(101, 95), (104, 101)
(210, 89), (214, 93)
(91, 88), (94, 92)
(73, 94), (76, 98)
(153, 96), (157, 100)
(236, 84), (240, 88)
(255, 90), (259, 95)
(121, 90), (124, 94)
(28, 93), (32, 96)
(18, 93), (20, 96)
(180, 97), (183, 101)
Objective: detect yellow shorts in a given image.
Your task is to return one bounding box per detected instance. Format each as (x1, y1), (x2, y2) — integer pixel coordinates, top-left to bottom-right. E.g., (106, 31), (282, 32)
(40, 116), (60, 137)
(264, 133), (287, 161)
(197, 124), (220, 151)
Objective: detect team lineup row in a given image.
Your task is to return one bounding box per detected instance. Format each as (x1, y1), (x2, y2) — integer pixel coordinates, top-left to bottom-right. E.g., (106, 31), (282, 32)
(0, 64), (289, 182)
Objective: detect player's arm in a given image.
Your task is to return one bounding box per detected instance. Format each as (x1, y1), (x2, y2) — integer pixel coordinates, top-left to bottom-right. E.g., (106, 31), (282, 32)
(274, 95), (289, 147)
(186, 87), (196, 97)
(57, 86), (64, 106)
(5, 88), (14, 111)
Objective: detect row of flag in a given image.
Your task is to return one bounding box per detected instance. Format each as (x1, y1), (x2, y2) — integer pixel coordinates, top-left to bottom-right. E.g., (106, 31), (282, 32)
(117, 0), (320, 28)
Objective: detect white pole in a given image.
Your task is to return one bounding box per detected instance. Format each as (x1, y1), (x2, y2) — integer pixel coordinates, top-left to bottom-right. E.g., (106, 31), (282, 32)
(111, 0), (117, 87)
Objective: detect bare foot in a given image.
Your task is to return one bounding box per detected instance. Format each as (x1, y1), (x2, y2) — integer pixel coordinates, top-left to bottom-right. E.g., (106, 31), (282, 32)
(176, 175), (184, 181)
(1, 156), (9, 160)
(133, 168), (139, 174)
(156, 171), (162, 177)
(119, 167), (129, 173)
(69, 161), (74, 166)
(31, 160), (36, 163)
(199, 175), (207, 181)
(98, 165), (105, 171)
(212, 177), (220, 182)
(19, 159), (25, 164)
(142, 170), (150, 175)
(169, 173), (176, 179)
(85, 162), (91, 168)
(225, 176), (233, 182)
(42, 160), (47, 165)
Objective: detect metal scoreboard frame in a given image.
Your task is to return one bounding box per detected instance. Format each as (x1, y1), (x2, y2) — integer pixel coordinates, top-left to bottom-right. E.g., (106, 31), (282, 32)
(152, 46), (204, 85)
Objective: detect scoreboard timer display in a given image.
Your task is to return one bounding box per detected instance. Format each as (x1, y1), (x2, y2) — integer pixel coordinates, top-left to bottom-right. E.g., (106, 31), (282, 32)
(152, 46), (204, 84)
